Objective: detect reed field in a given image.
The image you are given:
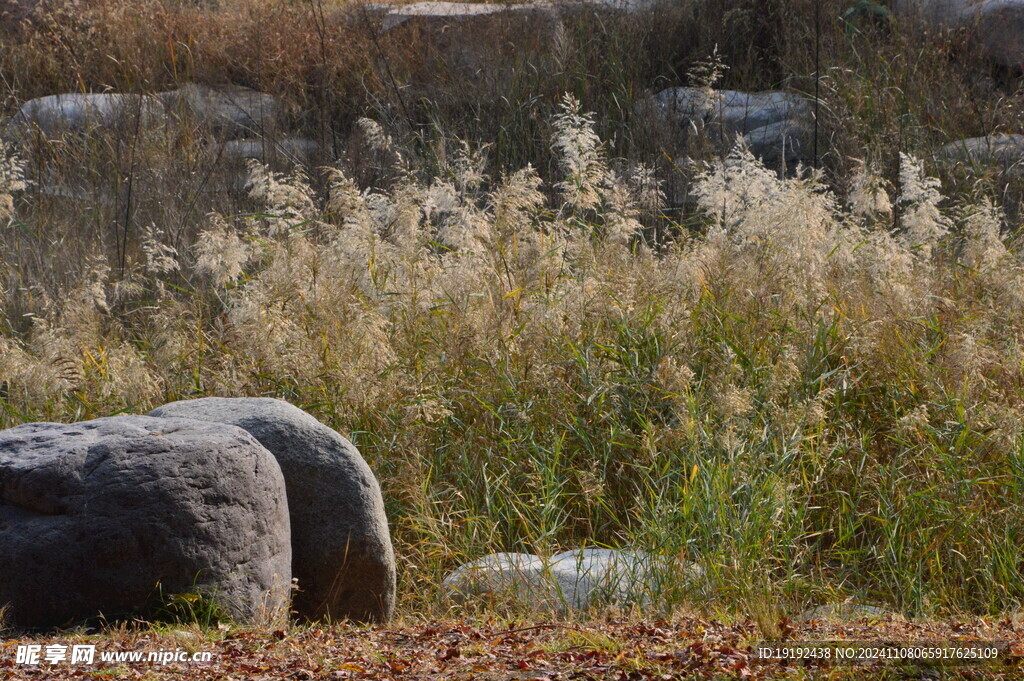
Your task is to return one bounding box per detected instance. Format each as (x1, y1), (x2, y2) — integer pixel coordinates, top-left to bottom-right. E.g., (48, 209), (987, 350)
(2, 0), (1024, 629)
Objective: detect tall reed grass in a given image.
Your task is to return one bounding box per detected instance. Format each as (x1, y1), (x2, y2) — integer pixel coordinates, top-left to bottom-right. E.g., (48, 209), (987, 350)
(2, 90), (1023, 619)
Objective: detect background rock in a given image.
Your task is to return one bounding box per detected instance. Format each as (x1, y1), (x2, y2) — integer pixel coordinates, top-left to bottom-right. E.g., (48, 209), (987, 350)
(895, 0), (1024, 69)
(11, 93), (166, 139)
(381, 0), (661, 31)
(651, 88), (811, 135)
(383, 2), (525, 31)
(0, 415), (291, 629)
(548, 548), (701, 610)
(158, 83), (283, 139)
(443, 552), (547, 602)
(937, 133), (1024, 173)
(648, 87), (816, 164)
(743, 118), (816, 165)
(220, 136), (321, 165)
(150, 397), (396, 623)
(444, 548), (701, 612)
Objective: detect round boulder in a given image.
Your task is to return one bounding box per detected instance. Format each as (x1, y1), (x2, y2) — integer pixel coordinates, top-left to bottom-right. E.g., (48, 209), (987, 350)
(150, 397), (396, 623)
(0, 415), (291, 629)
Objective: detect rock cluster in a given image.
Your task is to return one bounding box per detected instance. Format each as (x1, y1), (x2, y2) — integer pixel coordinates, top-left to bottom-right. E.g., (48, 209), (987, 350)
(4, 84), (319, 175)
(150, 398), (396, 623)
(0, 82), (321, 219)
(0, 399), (394, 629)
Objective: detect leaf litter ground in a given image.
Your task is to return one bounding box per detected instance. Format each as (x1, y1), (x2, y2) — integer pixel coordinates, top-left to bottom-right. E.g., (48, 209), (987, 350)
(3, 615), (1023, 680)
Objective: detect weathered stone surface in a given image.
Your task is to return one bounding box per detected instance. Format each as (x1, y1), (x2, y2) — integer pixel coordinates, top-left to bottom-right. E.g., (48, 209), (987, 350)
(937, 133), (1024, 172)
(444, 548), (701, 612)
(547, 548), (650, 609)
(651, 88), (811, 136)
(547, 548), (701, 609)
(220, 137), (321, 165)
(648, 87), (815, 164)
(378, 1), (567, 83)
(895, 0), (1024, 69)
(11, 93), (166, 139)
(150, 398), (395, 623)
(0, 415), (291, 629)
(443, 552), (547, 601)
(158, 83), (283, 138)
(743, 118), (816, 165)
(377, 0), (663, 103)
(9, 84), (284, 142)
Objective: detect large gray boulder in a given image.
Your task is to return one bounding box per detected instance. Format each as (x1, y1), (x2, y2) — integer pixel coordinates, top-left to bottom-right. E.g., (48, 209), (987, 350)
(743, 118), (816, 165)
(651, 88), (812, 136)
(443, 552), (548, 603)
(444, 548), (701, 612)
(150, 398), (395, 623)
(547, 548), (683, 609)
(8, 84), (284, 143)
(157, 83), (283, 138)
(220, 136), (321, 165)
(377, 0), (663, 90)
(11, 93), (166, 139)
(648, 87), (815, 164)
(377, 2), (568, 83)
(895, 0), (1024, 69)
(937, 133), (1024, 173)
(0, 416), (291, 629)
